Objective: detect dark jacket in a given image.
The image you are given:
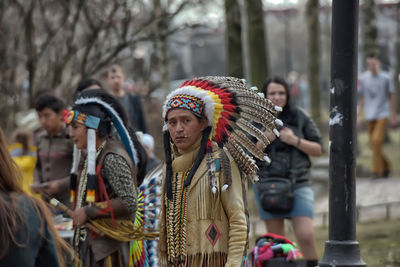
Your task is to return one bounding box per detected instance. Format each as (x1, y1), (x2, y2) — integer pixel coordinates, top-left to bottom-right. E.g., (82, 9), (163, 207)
(257, 107), (322, 186)
(118, 93), (147, 133)
(0, 193), (60, 267)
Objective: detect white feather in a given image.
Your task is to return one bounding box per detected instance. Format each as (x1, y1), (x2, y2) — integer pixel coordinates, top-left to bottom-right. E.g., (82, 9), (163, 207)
(87, 129), (96, 175)
(273, 128), (280, 137)
(212, 186), (217, 194)
(162, 123), (168, 132)
(75, 97), (139, 167)
(263, 155), (271, 164)
(274, 119), (283, 127)
(70, 145), (81, 174)
(221, 184), (229, 191)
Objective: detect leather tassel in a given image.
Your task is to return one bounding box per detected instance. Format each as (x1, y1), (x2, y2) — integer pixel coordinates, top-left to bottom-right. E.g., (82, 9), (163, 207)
(86, 129), (96, 203)
(70, 173), (77, 203)
(163, 130), (173, 200)
(86, 174), (96, 203)
(69, 145), (80, 203)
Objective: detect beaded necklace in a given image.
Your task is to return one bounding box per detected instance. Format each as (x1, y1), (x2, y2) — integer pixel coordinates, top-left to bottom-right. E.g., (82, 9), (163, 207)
(73, 140), (107, 248)
(166, 169), (190, 263)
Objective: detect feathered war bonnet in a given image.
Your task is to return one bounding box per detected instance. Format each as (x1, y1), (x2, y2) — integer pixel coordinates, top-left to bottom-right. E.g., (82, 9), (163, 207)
(64, 89), (139, 203)
(162, 76), (283, 200)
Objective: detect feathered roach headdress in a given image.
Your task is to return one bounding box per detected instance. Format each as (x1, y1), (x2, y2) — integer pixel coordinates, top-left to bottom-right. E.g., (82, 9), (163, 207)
(64, 90), (139, 203)
(162, 76), (282, 200)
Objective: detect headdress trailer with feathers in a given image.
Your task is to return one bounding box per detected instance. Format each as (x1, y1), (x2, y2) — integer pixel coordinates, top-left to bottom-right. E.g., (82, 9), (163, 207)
(64, 92), (139, 203)
(162, 76), (282, 200)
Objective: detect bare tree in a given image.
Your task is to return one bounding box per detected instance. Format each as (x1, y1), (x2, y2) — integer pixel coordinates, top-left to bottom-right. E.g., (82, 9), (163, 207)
(306, 0), (322, 130)
(245, 0), (269, 90)
(0, 0), (203, 132)
(0, 0), (25, 133)
(363, 0), (378, 58)
(3, 0), (196, 106)
(225, 0), (243, 78)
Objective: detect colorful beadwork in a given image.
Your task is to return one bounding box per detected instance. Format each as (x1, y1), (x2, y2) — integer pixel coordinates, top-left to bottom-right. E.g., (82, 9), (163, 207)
(166, 169), (191, 263)
(166, 94), (204, 118)
(63, 109), (101, 129)
(205, 222), (220, 246)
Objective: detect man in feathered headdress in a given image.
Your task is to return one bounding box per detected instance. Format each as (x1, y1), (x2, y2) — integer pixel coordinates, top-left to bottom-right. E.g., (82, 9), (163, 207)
(159, 76), (282, 266)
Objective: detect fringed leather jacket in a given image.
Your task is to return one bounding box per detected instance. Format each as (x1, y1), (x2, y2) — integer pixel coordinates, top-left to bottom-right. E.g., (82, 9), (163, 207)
(159, 139), (248, 266)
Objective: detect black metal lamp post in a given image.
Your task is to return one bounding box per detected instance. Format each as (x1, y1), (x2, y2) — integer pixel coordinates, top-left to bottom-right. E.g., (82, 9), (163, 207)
(319, 1), (366, 266)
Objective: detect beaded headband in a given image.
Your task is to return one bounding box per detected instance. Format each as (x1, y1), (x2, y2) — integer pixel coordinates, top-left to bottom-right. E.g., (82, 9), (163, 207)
(165, 94), (204, 119)
(64, 109), (101, 129)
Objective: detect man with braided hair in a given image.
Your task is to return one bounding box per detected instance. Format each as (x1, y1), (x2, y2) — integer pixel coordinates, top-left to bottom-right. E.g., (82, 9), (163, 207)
(159, 77), (282, 266)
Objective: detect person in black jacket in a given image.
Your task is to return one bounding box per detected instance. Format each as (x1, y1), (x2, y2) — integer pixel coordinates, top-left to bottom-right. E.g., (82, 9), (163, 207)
(106, 65), (147, 133)
(0, 127), (68, 267)
(253, 76), (322, 267)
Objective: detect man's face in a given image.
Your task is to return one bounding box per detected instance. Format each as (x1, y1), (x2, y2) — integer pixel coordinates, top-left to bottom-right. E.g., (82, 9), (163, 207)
(167, 109), (208, 151)
(37, 107), (64, 136)
(366, 57), (380, 75)
(106, 70), (125, 92)
(68, 122), (87, 149)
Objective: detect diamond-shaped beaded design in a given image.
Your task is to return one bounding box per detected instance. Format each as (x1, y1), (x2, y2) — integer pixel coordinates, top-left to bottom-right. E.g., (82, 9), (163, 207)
(205, 222), (220, 246)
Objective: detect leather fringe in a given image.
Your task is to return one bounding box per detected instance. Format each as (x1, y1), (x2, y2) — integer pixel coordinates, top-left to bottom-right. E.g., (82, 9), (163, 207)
(160, 252), (228, 267)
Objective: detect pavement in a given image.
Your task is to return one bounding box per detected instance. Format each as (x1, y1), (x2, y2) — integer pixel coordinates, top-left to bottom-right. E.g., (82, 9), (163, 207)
(313, 176), (400, 226)
(249, 156), (400, 238)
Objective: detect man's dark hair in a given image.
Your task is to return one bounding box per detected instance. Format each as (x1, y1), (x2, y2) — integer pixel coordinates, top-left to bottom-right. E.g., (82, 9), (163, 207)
(73, 78), (103, 101)
(35, 94), (65, 113)
(366, 52), (379, 60)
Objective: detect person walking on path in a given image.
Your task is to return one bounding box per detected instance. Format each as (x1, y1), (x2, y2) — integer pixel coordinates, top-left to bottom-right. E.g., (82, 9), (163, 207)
(357, 53), (398, 178)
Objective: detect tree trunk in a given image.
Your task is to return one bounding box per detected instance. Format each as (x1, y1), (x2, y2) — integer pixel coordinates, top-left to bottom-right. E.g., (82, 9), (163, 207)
(245, 0), (268, 90)
(153, 0), (170, 100)
(306, 0), (322, 130)
(225, 0), (243, 78)
(24, 0), (37, 108)
(362, 0), (378, 59)
(395, 3), (400, 107)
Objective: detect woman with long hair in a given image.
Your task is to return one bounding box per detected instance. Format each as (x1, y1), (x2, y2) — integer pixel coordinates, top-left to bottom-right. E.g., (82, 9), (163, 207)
(65, 89), (147, 266)
(254, 76), (323, 267)
(0, 127), (67, 266)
